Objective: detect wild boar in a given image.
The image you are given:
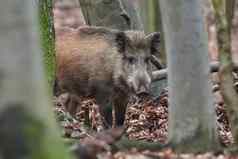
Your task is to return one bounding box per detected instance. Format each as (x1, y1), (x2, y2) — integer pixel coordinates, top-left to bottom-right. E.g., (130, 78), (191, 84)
(55, 26), (160, 126)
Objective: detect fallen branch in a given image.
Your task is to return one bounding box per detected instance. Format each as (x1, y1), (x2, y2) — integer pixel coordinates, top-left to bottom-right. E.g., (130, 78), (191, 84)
(152, 61), (220, 82)
(152, 69), (168, 81)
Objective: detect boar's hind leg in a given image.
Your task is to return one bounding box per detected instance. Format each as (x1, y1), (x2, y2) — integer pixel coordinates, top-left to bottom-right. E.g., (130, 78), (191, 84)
(113, 93), (129, 126)
(94, 89), (113, 128)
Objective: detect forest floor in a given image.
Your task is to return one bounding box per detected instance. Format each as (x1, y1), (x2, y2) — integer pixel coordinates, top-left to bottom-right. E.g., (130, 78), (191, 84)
(53, 83), (236, 159)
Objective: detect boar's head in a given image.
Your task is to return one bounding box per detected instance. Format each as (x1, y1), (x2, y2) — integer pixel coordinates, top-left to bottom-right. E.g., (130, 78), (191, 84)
(114, 31), (160, 95)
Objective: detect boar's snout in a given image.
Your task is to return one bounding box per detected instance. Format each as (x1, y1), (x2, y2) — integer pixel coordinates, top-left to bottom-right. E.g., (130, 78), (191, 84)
(136, 85), (150, 96)
(128, 69), (152, 95)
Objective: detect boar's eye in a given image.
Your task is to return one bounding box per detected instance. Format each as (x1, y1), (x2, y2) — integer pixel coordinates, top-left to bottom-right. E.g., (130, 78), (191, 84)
(127, 56), (137, 64)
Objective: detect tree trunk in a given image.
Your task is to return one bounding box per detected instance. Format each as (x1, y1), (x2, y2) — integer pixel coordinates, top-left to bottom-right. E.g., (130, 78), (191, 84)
(231, 1), (238, 69)
(159, 0), (218, 152)
(39, 0), (56, 86)
(120, 0), (143, 30)
(202, 0), (219, 61)
(78, 0), (132, 30)
(212, 0), (238, 152)
(138, 0), (156, 33)
(53, 0), (86, 29)
(0, 1), (71, 158)
(138, 0), (165, 63)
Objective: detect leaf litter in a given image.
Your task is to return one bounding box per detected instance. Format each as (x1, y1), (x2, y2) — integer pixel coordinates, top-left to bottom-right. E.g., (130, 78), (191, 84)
(53, 77), (235, 159)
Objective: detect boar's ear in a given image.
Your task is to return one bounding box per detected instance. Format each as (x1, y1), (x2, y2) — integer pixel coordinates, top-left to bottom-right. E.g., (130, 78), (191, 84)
(115, 31), (129, 53)
(146, 32), (160, 55)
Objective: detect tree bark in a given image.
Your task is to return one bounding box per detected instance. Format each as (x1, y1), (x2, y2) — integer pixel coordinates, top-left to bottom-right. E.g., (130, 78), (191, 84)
(138, 0), (166, 63)
(202, 0), (219, 61)
(231, 1), (238, 69)
(212, 0), (238, 153)
(120, 0), (143, 30)
(78, 0), (132, 31)
(53, 0), (86, 29)
(159, 0), (218, 152)
(0, 1), (72, 158)
(138, 0), (156, 33)
(39, 0), (56, 86)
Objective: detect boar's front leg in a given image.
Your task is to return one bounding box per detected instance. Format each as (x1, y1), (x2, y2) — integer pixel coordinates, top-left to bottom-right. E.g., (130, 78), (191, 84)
(94, 92), (113, 128)
(113, 91), (129, 126)
(100, 102), (113, 128)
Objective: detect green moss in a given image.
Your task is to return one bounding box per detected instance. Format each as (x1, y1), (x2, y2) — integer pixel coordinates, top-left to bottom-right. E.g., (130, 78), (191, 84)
(0, 103), (72, 159)
(39, 0), (56, 87)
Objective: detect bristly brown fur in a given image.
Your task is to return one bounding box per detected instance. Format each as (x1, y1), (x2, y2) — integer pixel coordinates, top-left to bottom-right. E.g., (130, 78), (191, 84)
(124, 31), (148, 50)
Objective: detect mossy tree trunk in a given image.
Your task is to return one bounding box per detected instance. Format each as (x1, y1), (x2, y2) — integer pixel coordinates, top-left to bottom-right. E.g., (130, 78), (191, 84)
(212, 0), (238, 153)
(159, 0), (219, 152)
(39, 0), (56, 87)
(138, 1), (159, 33)
(231, 1), (238, 68)
(0, 1), (72, 158)
(202, 0), (219, 61)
